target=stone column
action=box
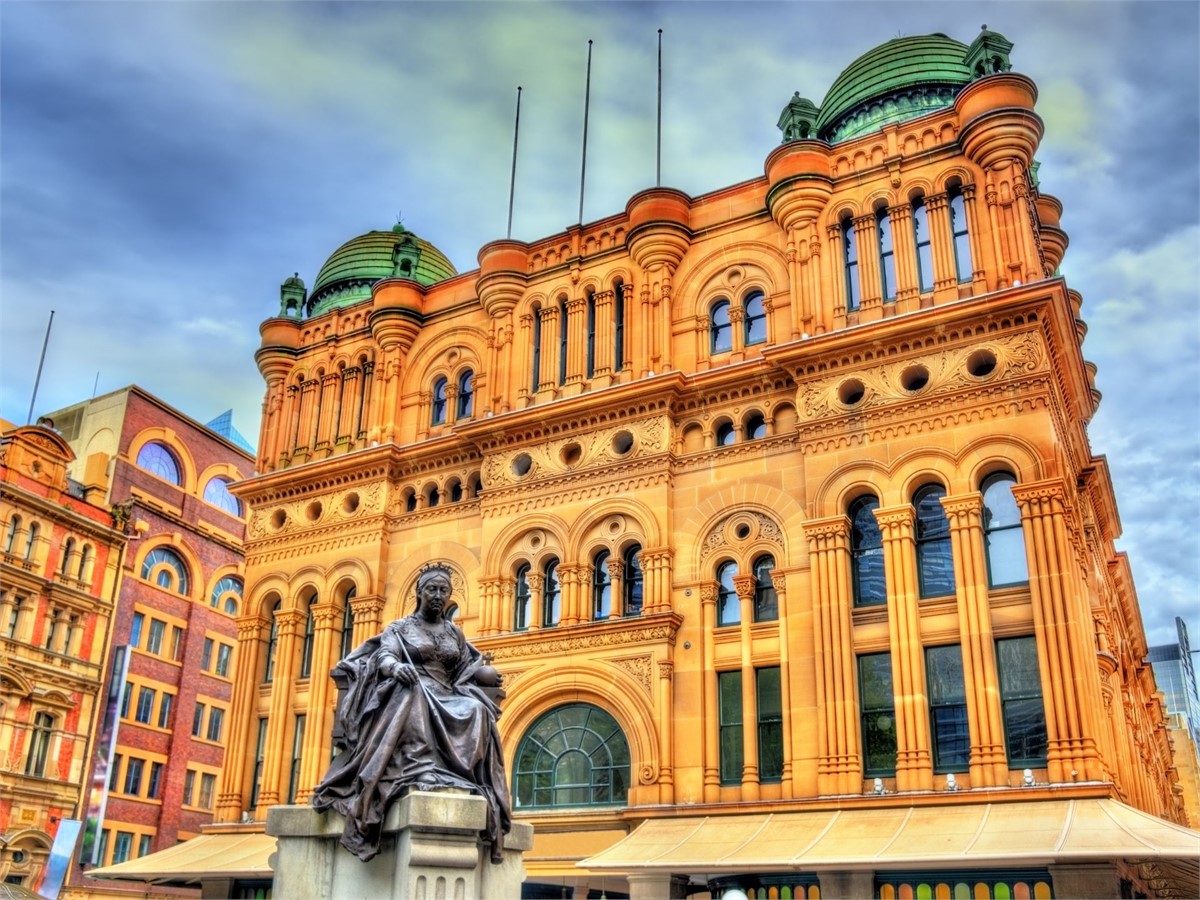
[592,290,615,381]
[825,223,847,322]
[515,312,534,405]
[350,593,385,649]
[926,192,958,299]
[637,281,652,377]
[217,613,267,822]
[564,296,587,390]
[558,565,585,627]
[299,601,340,802]
[526,574,544,630]
[942,492,1007,786]
[875,504,933,791]
[297,378,319,454]
[316,371,340,452]
[357,360,375,444]
[772,570,794,797]
[606,558,624,620]
[803,516,861,795]
[657,659,674,804]
[536,306,559,394]
[960,184,988,291]
[259,607,305,811]
[700,582,720,802]
[888,203,919,310]
[733,573,759,798]
[854,213,883,317]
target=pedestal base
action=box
[266,792,533,900]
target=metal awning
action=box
[580,798,1200,874]
[88,832,276,884]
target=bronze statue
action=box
[310,565,512,863]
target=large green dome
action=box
[815,33,973,143]
[307,225,457,316]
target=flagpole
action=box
[507,86,522,239]
[27,309,55,425]
[657,29,663,187]
[578,40,593,226]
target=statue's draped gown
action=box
[310,615,511,862]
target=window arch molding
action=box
[512,703,632,809]
[208,570,245,616]
[128,428,196,491]
[137,542,196,598]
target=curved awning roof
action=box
[88,832,276,885]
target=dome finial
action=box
[393,210,406,234]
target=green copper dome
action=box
[307,225,457,317]
[815,33,973,143]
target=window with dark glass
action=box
[250,718,268,809]
[113,832,133,864]
[60,537,75,575]
[288,714,306,804]
[124,757,144,795]
[542,560,561,627]
[715,421,736,447]
[586,290,596,378]
[431,377,448,425]
[201,638,214,671]
[982,473,1028,587]
[24,522,38,560]
[926,644,969,772]
[4,515,18,554]
[264,602,280,683]
[25,712,53,776]
[912,197,934,292]
[850,495,886,606]
[949,188,973,283]
[513,704,630,809]
[138,834,152,858]
[456,370,474,419]
[135,686,155,724]
[744,290,767,345]
[558,298,568,385]
[710,299,732,354]
[157,692,174,729]
[109,755,122,791]
[745,412,767,440]
[842,216,860,311]
[859,652,896,776]
[613,280,626,371]
[914,484,955,598]
[514,565,531,631]
[997,636,1048,766]
[531,307,542,392]
[121,682,133,719]
[206,707,224,742]
[130,612,144,648]
[877,208,896,300]
[183,770,196,806]
[718,670,743,784]
[753,554,777,622]
[211,575,243,614]
[757,666,783,782]
[147,762,163,799]
[146,619,166,654]
[192,702,205,737]
[216,643,232,677]
[341,586,356,660]
[622,545,643,616]
[136,442,181,485]
[199,772,216,809]
[716,561,739,626]
[300,596,316,678]
[592,551,612,619]
[141,547,189,596]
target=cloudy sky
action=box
[1,1,1196,647]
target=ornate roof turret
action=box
[964,25,1014,79]
[777,92,820,143]
[279,272,306,319]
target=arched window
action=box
[78,544,92,581]
[449,480,464,503]
[744,412,767,440]
[203,477,242,516]
[949,187,972,283]
[136,442,181,485]
[264,601,280,683]
[340,585,356,660]
[426,486,440,508]
[431,377,448,426]
[877,208,896,301]
[850,495,885,606]
[586,289,596,378]
[716,561,739,626]
[558,297,569,386]
[60,537,75,575]
[210,574,243,615]
[513,704,630,809]
[715,421,736,447]
[405,491,417,513]
[753,554,777,622]
[24,522,38,560]
[743,290,767,346]
[25,712,54,776]
[456,370,474,419]
[141,547,189,596]
[622,545,643,617]
[300,594,317,678]
[710,300,732,354]
[542,560,561,627]
[445,604,459,623]
[592,550,612,619]
[914,484,955,598]
[530,306,543,393]
[514,565,531,631]
[5,515,19,554]
[613,279,625,371]
[982,473,1028,587]
[912,197,933,292]
[842,216,860,311]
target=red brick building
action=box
[40,387,253,897]
[0,419,126,891]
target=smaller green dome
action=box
[816,34,973,143]
[307,226,457,317]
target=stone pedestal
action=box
[266,792,533,900]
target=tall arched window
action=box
[24,522,38,560]
[530,307,543,393]
[982,473,1028,587]
[753,554,777,622]
[877,208,896,300]
[558,297,569,386]
[300,594,317,678]
[743,290,767,346]
[5,515,20,554]
[264,601,280,683]
[613,279,625,371]
[592,550,612,619]
[514,565,531,632]
[842,216,860,311]
[949,187,973,283]
[340,585,357,660]
[456,370,474,419]
[60,537,75,575]
[141,547,189,596]
[744,412,767,440]
[210,575,243,615]
[710,300,732,354]
[850,495,885,606]
[715,421,736,447]
[716,561,739,626]
[542,560,561,627]
[513,704,630,809]
[78,544,92,581]
[431,377,448,425]
[203,477,242,516]
[914,484,955,598]
[912,197,933,292]
[136,442,182,485]
[622,546,643,617]
[25,712,54,776]
[585,289,596,378]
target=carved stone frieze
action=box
[611,655,653,694]
[479,618,680,661]
[700,511,784,562]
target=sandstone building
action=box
[96,28,1199,899]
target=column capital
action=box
[940,490,983,523]
[1011,477,1068,509]
[803,514,850,544]
[236,614,268,642]
[733,574,757,601]
[275,608,306,635]
[873,504,915,532]
[699,582,718,605]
